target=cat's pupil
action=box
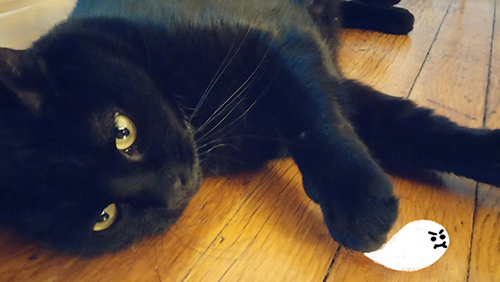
[97,212,110,223]
[116,128,130,139]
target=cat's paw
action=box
[341,2,414,35]
[304,169,399,252]
[320,192,398,252]
[357,0,401,7]
[376,7,415,35]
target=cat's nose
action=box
[179,173,188,186]
[166,177,191,210]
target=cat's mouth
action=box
[167,187,196,210]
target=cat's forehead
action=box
[34,45,172,121]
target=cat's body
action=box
[0,0,495,256]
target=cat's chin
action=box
[165,206,190,219]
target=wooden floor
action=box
[0,0,499,281]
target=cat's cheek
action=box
[72,204,167,255]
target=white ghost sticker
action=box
[363,220,449,272]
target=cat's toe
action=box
[319,193,398,252]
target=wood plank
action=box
[328,0,494,281]
[484,0,500,127]
[0,231,77,282]
[469,0,500,281]
[409,0,493,128]
[338,0,454,97]
[469,184,500,282]
[178,160,338,282]
[0,0,76,49]
[0,0,51,14]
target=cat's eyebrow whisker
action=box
[194,45,271,135]
[188,27,252,122]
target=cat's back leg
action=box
[342,79,500,186]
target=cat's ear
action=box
[0,47,44,114]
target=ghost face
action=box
[428,229,448,249]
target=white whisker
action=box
[196,139,226,151]
[197,83,271,143]
[198,143,239,157]
[194,72,256,134]
[188,27,253,122]
[195,80,257,141]
[194,45,271,135]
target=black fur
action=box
[340,0,415,34]
[357,0,401,7]
[0,0,492,256]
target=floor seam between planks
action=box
[466,183,479,282]
[483,0,498,126]
[468,2,498,281]
[216,259,238,282]
[406,0,454,100]
[321,246,341,282]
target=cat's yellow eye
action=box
[114,114,137,151]
[93,203,118,232]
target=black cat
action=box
[0,0,489,257]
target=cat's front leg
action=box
[288,124,398,252]
[267,75,398,252]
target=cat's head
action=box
[0,22,202,255]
